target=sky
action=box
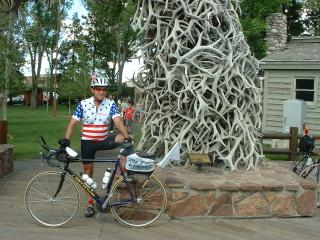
[24,0,142,82]
[68,0,86,19]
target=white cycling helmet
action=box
[90,74,108,87]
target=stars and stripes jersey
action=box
[72,97,120,141]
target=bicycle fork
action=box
[53,172,66,198]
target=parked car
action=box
[7,95,24,105]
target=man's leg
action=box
[81,140,96,217]
[83,163,95,217]
[101,134,133,178]
[115,133,134,174]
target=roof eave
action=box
[260,61,320,70]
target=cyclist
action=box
[63,74,132,217]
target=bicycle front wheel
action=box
[25,171,80,227]
[110,175,167,227]
[291,152,308,174]
[299,163,320,206]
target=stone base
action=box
[156,161,318,218]
[0,144,14,178]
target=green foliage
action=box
[304,9,320,35]
[17,0,71,107]
[58,14,93,101]
[303,0,320,35]
[57,0,139,100]
[7,105,81,159]
[304,0,320,10]
[83,0,140,97]
[239,0,299,59]
[285,0,304,38]
[240,17,267,59]
[0,11,25,98]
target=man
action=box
[64,74,131,217]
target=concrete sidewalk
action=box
[0,158,320,240]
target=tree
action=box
[304,0,320,9]
[83,0,139,98]
[284,0,304,39]
[0,6,25,118]
[303,0,320,36]
[18,0,68,107]
[43,0,71,115]
[58,14,93,105]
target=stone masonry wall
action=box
[157,162,317,218]
[266,13,287,55]
[0,144,14,178]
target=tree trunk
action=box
[3,13,13,121]
[31,85,38,108]
[115,28,122,99]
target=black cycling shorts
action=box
[81,133,117,164]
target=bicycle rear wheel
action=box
[25,171,80,227]
[299,163,320,207]
[110,175,167,227]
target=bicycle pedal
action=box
[96,204,110,213]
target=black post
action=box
[289,127,298,161]
[0,120,8,144]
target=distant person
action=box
[124,101,135,133]
[121,97,128,125]
[63,74,132,218]
[136,101,144,123]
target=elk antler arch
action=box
[133,0,263,171]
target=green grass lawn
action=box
[263,143,289,161]
[5,105,286,161]
[6,105,81,159]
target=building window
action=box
[295,79,315,102]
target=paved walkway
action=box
[0,158,319,240]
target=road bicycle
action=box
[24,136,169,227]
[291,150,320,207]
[291,133,316,175]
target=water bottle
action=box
[306,157,313,166]
[102,168,112,190]
[81,173,97,190]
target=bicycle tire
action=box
[299,163,320,207]
[110,175,167,227]
[25,171,80,227]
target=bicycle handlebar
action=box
[39,136,134,167]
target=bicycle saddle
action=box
[134,151,155,159]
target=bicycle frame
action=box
[53,156,137,210]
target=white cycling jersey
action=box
[72,97,120,141]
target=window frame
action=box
[294,78,316,104]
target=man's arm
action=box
[65,118,79,140]
[113,116,130,139]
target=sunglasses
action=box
[93,87,107,92]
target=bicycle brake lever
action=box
[40,152,45,166]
